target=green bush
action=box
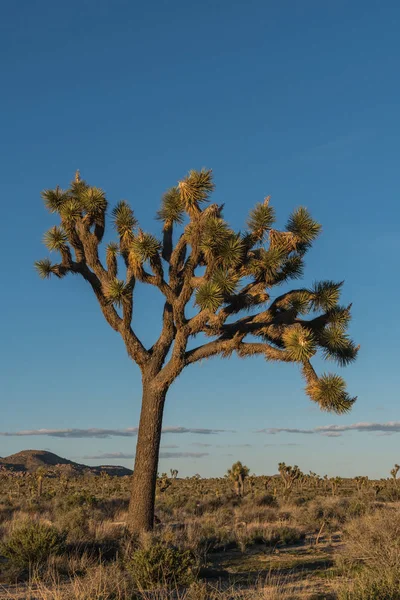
[62,492,98,509]
[55,506,91,541]
[0,521,66,569]
[276,525,305,545]
[125,541,197,589]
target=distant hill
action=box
[0,450,132,477]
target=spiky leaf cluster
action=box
[287,207,321,246]
[80,187,107,216]
[178,168,214,212]
[112,201,137,244]
[320,324,359,366]
[282,324,316,361]
[130,232,161,262]
[247,197,275,240]
[157,187,185,227]
[34,258,53,279]
[310,281,343,311]
[41,186,69,213]
[195,281,224,311]
[211,269,239,296]
[43,226,68,252]
[306,373,356,414]
[105,279,130,307]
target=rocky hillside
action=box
[0,450,132,477]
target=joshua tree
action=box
[35,466,47,498]
[156,472,171,494]
[35,169,358,532]
[354,475,368,493]
[278,462,302,495]
[330,476,342,497]
[227,461,250,496]
[390,464,400,485]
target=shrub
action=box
[256,494,278,507]
[337,570,400,600]
[125,541,197,589]
[0,521,66,569]
[336,509,400,599]
[338,509,400,572]
[62,492,98,509]
[55,506,91,541]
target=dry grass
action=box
[1,473,399,599]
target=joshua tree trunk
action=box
[127,379,167,533]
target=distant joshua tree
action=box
[35,169,358,532]
[227,461,250,496]
[278,463,302,495]
[390,464,400,484]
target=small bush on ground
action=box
[336,509,400,599]
[125,540,198,589]
[0,521,66,569]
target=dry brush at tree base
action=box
[35,169,358,532]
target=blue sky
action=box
[1,0,399,478]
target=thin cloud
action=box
[259,422,400,436]
[0,427,233,439]
[264,443,302,447]
[82,452,209,460]
[216,444,253,448]
[191,443,213,447]
[258,428,314,435]
[83,452,135,460]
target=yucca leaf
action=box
[326,305,352,330]
[104,278,130,307]
[310,281,343,311]
[287,207,321,245]
[212,269,239,295]
[249,247,286,282]
[59,199,82,224]
[218,235,245,269]
[306,373,356,414]
[112,201,137,242]
[34,258,53,279]
[320,324,359,366]
[178,169,214,211]
[247,198,275,240]
[130,232,161,262]
[81,187,107,215]
[41,186,69,213]
[274,254,304,283]
[43,226,68,252]
[195,281,223,311]
[289,290,312,314]
[157,187,185,226]
[282,324,316,361]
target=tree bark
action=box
[127,379,167,533]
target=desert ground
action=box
[1,451,399,599]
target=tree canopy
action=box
[36,169,358,413]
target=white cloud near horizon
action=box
[258,422,400,436]
[83,451,209,460]
[0,427,234,439]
